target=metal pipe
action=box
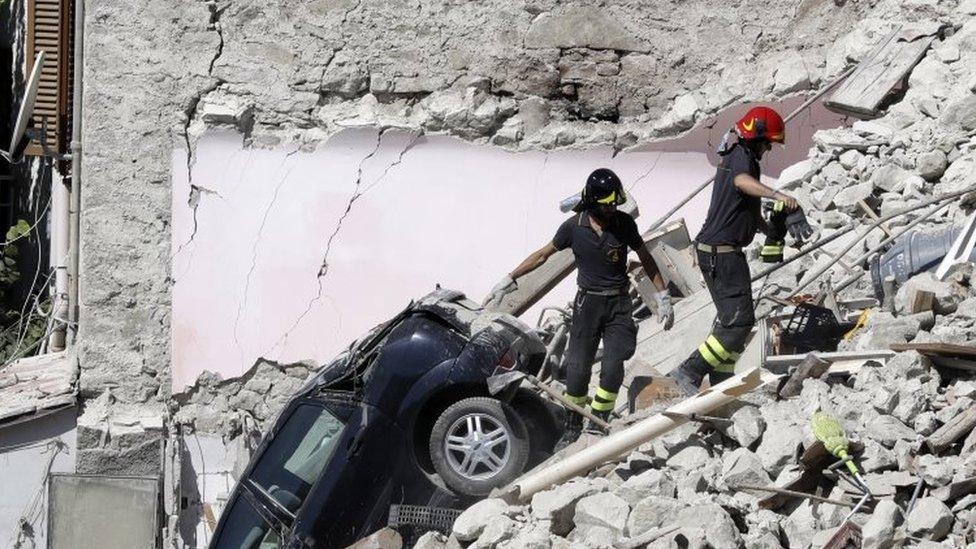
[501,367,763,503]
[526,374,610,430]
[47,168,69,350]
[750,223,857,283]
[790,186,975,297]
[733,484,858,508]
[644,64,858,234]
[67,0,84,346]
[833,201,952,294]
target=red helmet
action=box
[735,106,785,144]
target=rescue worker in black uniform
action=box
[486,169,675,447]
[668,106,813,395]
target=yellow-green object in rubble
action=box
[811,411,860,476]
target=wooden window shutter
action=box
[24,0,73,157]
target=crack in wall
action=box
[265,129,422,358]
[206,2,226,75]
[233,149,301,363]
[316,129,387,279]
[172,184,224,262]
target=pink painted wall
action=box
[171,102,848,390]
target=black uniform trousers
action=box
[563,290,637,410]
[679,249,756,380]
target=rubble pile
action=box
[411,15,976,549]
[172,358,317,438]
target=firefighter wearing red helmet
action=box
[667,105,813,395]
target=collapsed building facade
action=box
[1,0,976,547]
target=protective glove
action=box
[483,275,517,307]
[760,237,784,263]
[761,201,788,263]
[654,290,674,330]
[787,208,815,244]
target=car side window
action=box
[212,495,281,549]
[249,404,346,514]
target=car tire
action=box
[429,397,530,497]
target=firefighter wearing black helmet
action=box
[486,168,675,448]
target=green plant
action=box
[0,219,50,364]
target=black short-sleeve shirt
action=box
[553,211,644,291]
[695,144,762,247]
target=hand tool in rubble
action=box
[486,370,611,431]
[811,411,873,523]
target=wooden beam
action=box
[858,199,893,238]
[779,353,831,398]
[926,407,976,454]
[824,27,934,120]
[890,342,976,359]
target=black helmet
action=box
[577,168,625,211]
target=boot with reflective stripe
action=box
[585,408,611,435]
[554,411,584,452]
[668,355,709,396]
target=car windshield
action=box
[248,404,346,515]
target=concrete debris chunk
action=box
[865,415,918,448]
[412,531,448,549]
[346,527,402,549]
[862,499,903,549]
[471,515,517,549]
[905,497,954,541]
[572,492,630,538]
[756,421,804,477]
[729,405,766,449]
[626,495,681,538]
[721,448,772,490]
[452,498,510,542]
[613,468,676,506]
[530,480,601,536]
[672,503,741,548]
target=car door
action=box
[288,398,408,548]
[211,400,354,549]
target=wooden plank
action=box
[825,27,933,120]
[926,407,976,454]
[890,342,976,359]
[764,350,895,372]
[779,353,831,398]
[488,200,638,317]
[858,199,893,237]
[929,355,976,373]
[909,290,935,314]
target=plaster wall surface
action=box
[171,93,847,390]
[0,408,78,548]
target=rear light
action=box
[497,348,518,371]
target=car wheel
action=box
[429,397,529,497]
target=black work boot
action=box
[709,370,734,387]
[668,358,709,397]
[584,409,611,435]
[554,412,584,452]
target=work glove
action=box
[483,275,517,307]
[761,201,788,263]
[787,209,815,244]
[654,290,674,330]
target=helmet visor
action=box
[596,191,619,205]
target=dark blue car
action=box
[210,289,560,548]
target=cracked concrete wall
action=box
[80,0,930,412]
[170,92,847,392]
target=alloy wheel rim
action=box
[444,412,511,480]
